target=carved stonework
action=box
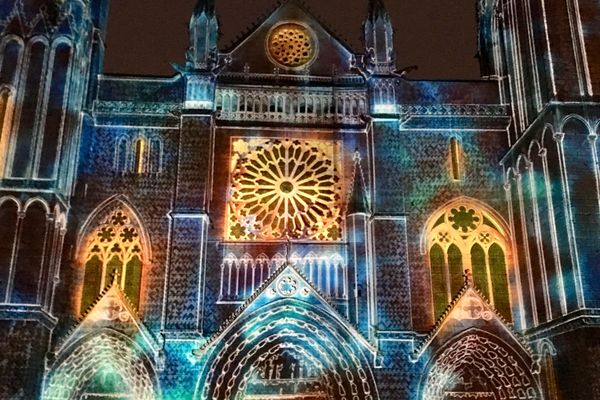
[267,22,317,70]
[227,138,343,241]
[216,87,367,125]
[451,291,493,321]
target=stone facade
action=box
[0,0,599,398]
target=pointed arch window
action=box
[80,207,145,313]
[38,41,72,179]
[11,40,48,178]
[133,137,146,174]
[149,138,162,174]
[114,137,129,173]
[0,88,15,176]
[449,137,462,181]
[427,202,512,321]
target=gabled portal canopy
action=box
[194,263,379,400]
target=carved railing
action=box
[215,87,367,125]
[218,252,348,302]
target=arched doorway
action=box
[421,330,540,400]
[195,296,378,400]
[43,331,159,400]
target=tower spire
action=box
[347,151,370,215]
[368,0,387,21]
[363,0,395,74]
[194,0,215,17]
[187,0,219,70]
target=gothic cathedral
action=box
[0,0,599,398]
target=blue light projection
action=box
[0,0,598,398]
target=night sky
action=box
[103,0,480,80]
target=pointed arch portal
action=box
[43,331,159,400]
[421,331,540,400]
[195,298,378,400]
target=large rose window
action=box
[227,138,343,241]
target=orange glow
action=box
[0,89,14,177]
[227,138,343,241]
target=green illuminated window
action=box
[427,202,512,321]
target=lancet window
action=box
[449,137,461,181]
[0,35,75,180]
[114,135,162,175]
[80,207,145,313]
[10,40,48,178]
[0,87,14,176]
[427,202,511,321]
[134,138,146,174]
[38,41,72,179]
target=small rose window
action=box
[267,23,316,69]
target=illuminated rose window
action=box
[267,23,317,69]
[228,138,343,241]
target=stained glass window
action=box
[81,207,144,313]
[427,202,512,321]
[227,138,343,241]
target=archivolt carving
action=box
[422,333,539,400]
[43,332,158,400]
[197,299,377,400]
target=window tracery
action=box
[80,207,144,313]
[113,135,162,175]
[424,334,539,400]
[227,138,343,241]
[427,202,511,321]
[267,23,317,69]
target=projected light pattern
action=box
[80,206,144,312]
[43,332,157,400]
[0,0,582,398]
[423,334,537,400]
[427,201,511,321]
[197,268,377,400]
[228,138,343,241]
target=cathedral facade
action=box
[0,0,599,398]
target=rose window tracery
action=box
[267,23,317,69]
[228,138,343,241]
[448,205,481,233]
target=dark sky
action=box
[103,0,480,80]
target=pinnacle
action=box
[368,0,388,21]
[194,0,216,16]
[347,151,370,215]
